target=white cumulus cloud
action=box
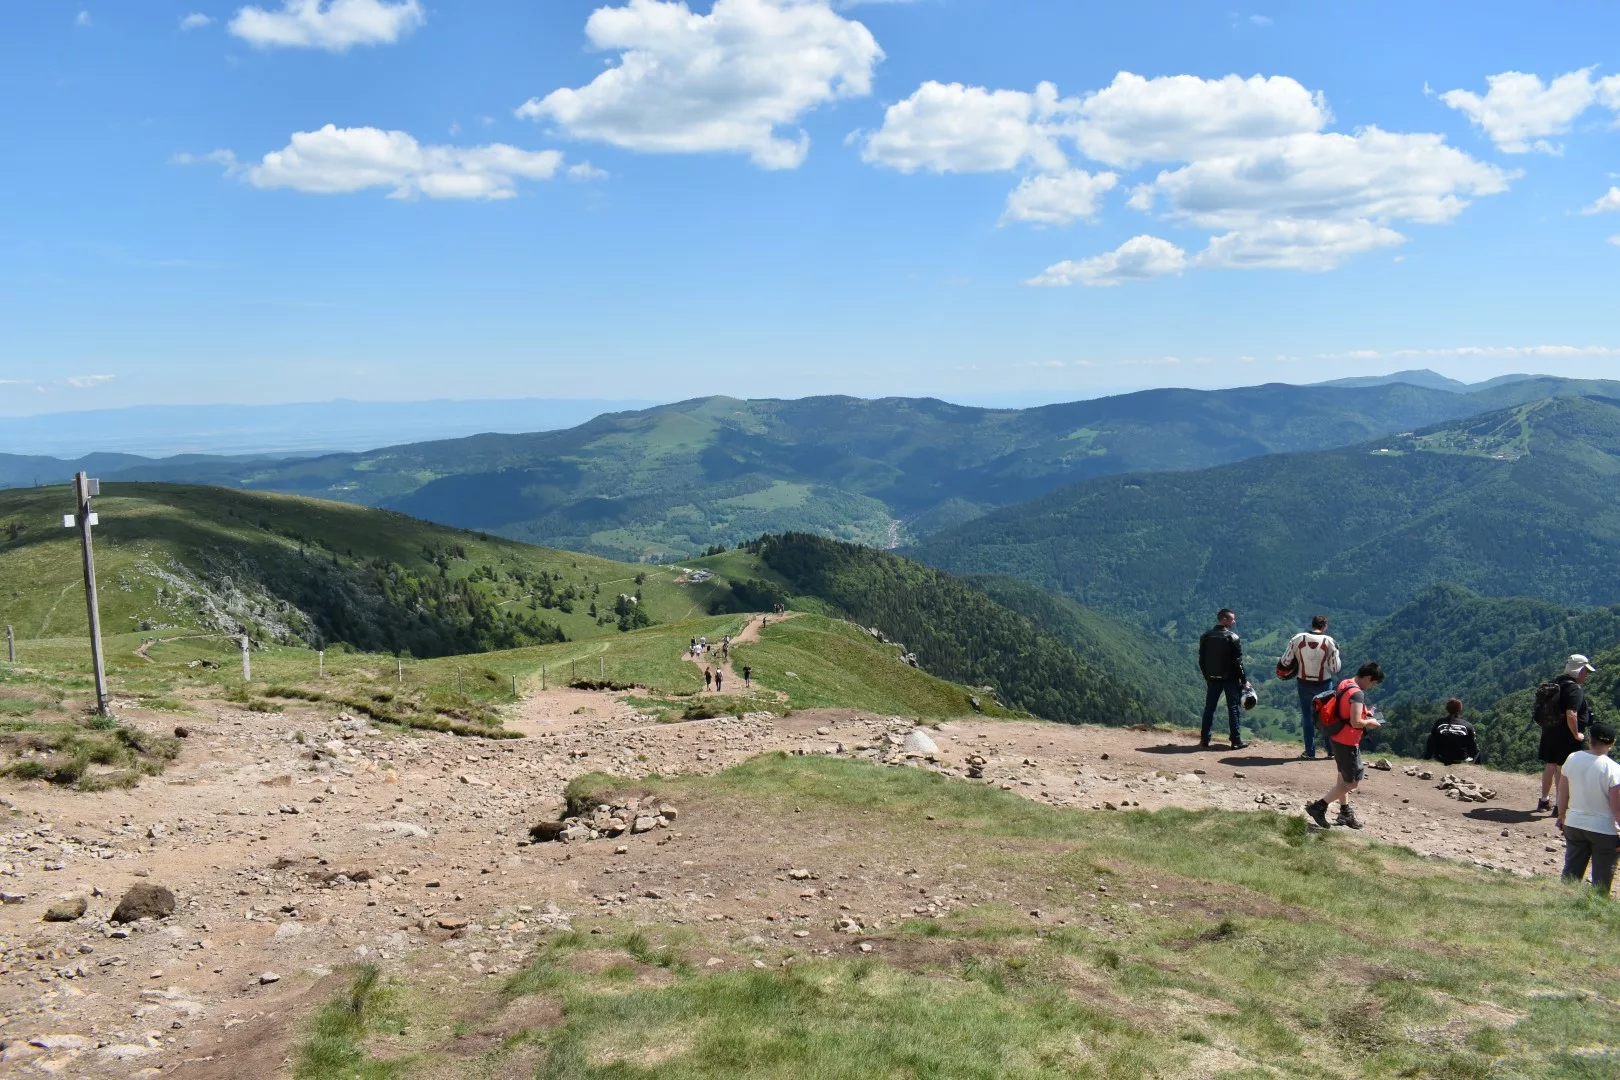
[180,13,215,30]
[1583,186,1620,214]
[66,374,116,388]
[518,0,882,170]
[229,0,424,52]
[1195,218,1405,271]
[1132,128,1513,230]
[1027,235,1188,287]
[216,125,567,199]
[1069,72,1329,167]
[1001,168,1117,225]
[1439,68,1620,153]
[860,81,1068,173]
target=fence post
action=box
[5,624,12,664]
[240,635,251,682]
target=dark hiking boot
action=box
[1305,800,1331,829]
[1535,798,1553,814]
[1336,805,1364,830]
[1229,740,1249,750]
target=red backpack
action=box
[1312,680,1356,740]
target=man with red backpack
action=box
[1278,614,1341,760]
[1305,662,1385,830]
[1536,655,1595,814]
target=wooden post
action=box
[397,657,403,685]
[71,473,109,715]
[599,656,604,680]
[457,667,463,694]
[542,665,546,690]
[240,635,251,682]
[511,675,517,695]
[5,624,12,664]
[318,650,324,678]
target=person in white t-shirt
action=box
[1557,720,1620,895]
[1281,614,1341,760]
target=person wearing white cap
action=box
[1536,654,1596,813]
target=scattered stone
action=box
[902,730,939,756]
[259,971,281,984]
[1438,775,1496,803]
[788,869,814,880]
[273,921,305,940]
[1372,759,1392,771]
[436,916,470,931]
[631,817,657,834]
[100,1044,154,1060]
[0,891,26,905]
[173,725,190,738]
[110,883,176,924]
[1419,770,1434,781]
[44,896,88,922]
[528,821,568,843]
[368,821,429,839]
[29,1035,89,1051]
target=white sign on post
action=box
[63,515,75,528]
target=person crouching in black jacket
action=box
[1425,698,1480,766]
[1198,608,1249,750]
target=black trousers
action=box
[1201,678,1242,745]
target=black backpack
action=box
[1533,680,1565,730]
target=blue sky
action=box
[2,0,1619,416]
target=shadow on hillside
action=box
[1137,743,1208,755]
[1463,807,1542,825]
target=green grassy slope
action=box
[914,396,1620,645]
[0,483,707,656]
[70,380,1620,562]
[697,535,1169,727]
[321,754,1620,1078]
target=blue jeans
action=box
[1201,678,1243,745]
[1298,679,1330,756]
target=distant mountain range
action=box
[0,398,652,458]
[912,394,1620,641]
[1316,368,1540,393]
[10,373,1615,561]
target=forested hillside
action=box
[1334,584,1620,771]
[964,574,1200,717]
[914,396,1620,643]
[19,376,1614,561]
[0,484,705,658]
[715,534,1168,728]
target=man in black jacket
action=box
[1425,699,1481,766]
[1198,608,1249,750]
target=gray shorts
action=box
[1331,741,1364,784]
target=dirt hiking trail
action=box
[0,685,1565,1077]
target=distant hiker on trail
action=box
[1425,699,1480,766]
[1198,608,1250,750]
[1279,614,1341,759]
[704,667,713,690]
[1306,662,1385,831]
[714,669,724,692]
[1557,720,1620,895]
[1536,655,1595,814]
[743,665,752,687]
